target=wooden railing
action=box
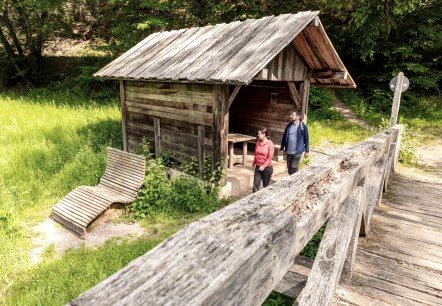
[68,125,403,306]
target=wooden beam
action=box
[120,80,128,151]
[299,80,310,121]
[307,17,319,28]
[296,187,363,306]
[287,82,302,110]
[153,118,161,158]
[228,85,241,108]
[311,71,347,80]
[213,85,229,172]
[198,126,205,179]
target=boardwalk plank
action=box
[352,271,442,305]
[354,250,442,292]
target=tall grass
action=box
[0,91,120,304]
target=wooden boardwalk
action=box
[334,171,442,305]
[276,170,442,305]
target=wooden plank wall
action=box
[124,81,214,162]
[253,45,307,82]
[229,81,300,144]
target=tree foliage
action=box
[0,0,440,111]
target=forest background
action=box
[0,0,441,121]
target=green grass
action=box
[0,90,121,304]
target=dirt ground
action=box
[30,213,147,264]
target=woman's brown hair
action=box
[259,128,270,139]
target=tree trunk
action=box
[384,0,393,41]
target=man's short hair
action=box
[296,111,304,121]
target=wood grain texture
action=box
[50,148,146,237]
[296,187,362,306]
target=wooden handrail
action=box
[68,125,404,306]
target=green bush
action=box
[308,87,342,120]
[131,160,171,218]
[168,175,216,213]
[378,118,421,165]
[131,141,226,218]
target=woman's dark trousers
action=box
[253,166,273,192]
[286,154,302,175]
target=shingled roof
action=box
[95,11,355,88]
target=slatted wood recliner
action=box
[51,147,146,236]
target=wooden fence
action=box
[68,123,403,306]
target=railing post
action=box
[295,187,363,306]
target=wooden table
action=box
[227,133,256,169]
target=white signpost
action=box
[389,72,409,127]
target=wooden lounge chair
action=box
[50,147,146,236]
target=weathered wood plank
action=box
[187,18,266,81]
[296,187,362,306]
[373,214,442,240]
[287,82,302,110]
[334,284,407,306]
[354,249,442,291]
[212,84,229,170]
[154,118,161,158]
[120,81,128,151]
[198,126,205,178]
[274,256,313,298]
[157,23,228,79]
[175,20,244,80]
[351,271,442,305]
[299,80,310,119]
[96,32,163,77]
[235,12,316,83]
[228,85,241,108]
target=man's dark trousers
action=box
[286,154,301,175]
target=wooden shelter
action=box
[94,11,355,168]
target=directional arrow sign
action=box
[389,76,410,92]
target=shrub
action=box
[308,87,342,120]
[168,175,216,213]
[378,118,421,165]
[131,160,171,218]
[131,141,226,218]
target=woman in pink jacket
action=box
[252,128,274,193]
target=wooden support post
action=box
[392,124,404,172]
[120,80,128,151]
[154,118,161,158]
[359,133,393,236]
[287,81,302,110]
[296,187,362,306]
[300,79,310,123]
[390,72,404,127]
[228,141,234,169]
[340,188,363,284]
[213,85,229,173]
[228,85,241,108]
[198,126,205,179]
[243,141,248,165]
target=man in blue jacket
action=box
[280,111,310,175]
